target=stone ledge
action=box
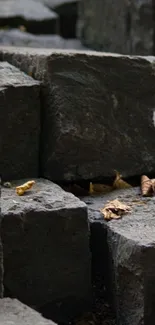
[1,47,155,181]
[0,61,40,180]
[1,178,91,309]
[81,187,155,325]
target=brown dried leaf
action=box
[113,170,131,189]
[89,182,113,195]
[100,199,131,221]
[141,175,152,196]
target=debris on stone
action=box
[113,170,132,190]
[89,182,113,195]
[16,180,35,196]
[140,175,155,197]
[2,182,12,188]
[100,199,131,221]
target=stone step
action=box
[0,0,59,35]
[81,187,155,325]
[0,298,56,324]
[1,47,155,181]
[0,61,40,181]
[1,178,91,315]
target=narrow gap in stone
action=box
[152,0,155,54]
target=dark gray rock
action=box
[77,0,130,53]
[0,61,40,181]
[77,0,153,55]
[0,298,56,324]
[1,47,155,181]
[82,187,155,325]
[1,178,91,309]
[0,0,59,35]
[0,29,88,50]
[0,238,3,298]
[130,0,153,55]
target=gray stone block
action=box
[1,47,155,181]
[0,61,40,181]
[0,298,56,324]
[82,187,155,325]
[0,0,59,35]
[77,0,153,55]
[1,178,91,308]
[0,29,88,50]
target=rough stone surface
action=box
[0,0,59,35]
[1,47,155,181]
[0,298,56,324]
[0,61,40,181]
[77,0,130,54]
[77,0,153,55]
[1,178,91,309]
[82,187,155,325]
[0,29,88,50]
[130,0,153,55]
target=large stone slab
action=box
[77,0,153,55]
[1,178,91,309]
[82,187,155,325]
[0,29,88,50]
[0,298,56,324]
[1,48,155,181]
[0,0,59,35]
[0,61,40,181]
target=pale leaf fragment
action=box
[100,199,131,221]
[141,175,153,197]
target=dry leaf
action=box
[100,199,131,221]
[141,175,153,196]
[89,182,113,195]
[113,170,131,189]
[16,180,35,196]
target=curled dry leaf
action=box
[141,175,155,197]
[113,170,131,189]
[89,182,113,195]
[16,180,35,196]
[100,199,131,221]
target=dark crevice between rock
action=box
[0,17,59,35]
[152,0,155,54]
[53,2,78,38]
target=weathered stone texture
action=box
[82,187,155,325]
[77,0,130,53]
[0,298,56,325]
[0,61,40,181]
[1,179,91,308]
[0,0,59,35]
[1,48,155,181]
[78,0,153,55]
[130,0,153,55]
[0,29,88,50]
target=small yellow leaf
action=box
[113,170,131,189]
[89,182,113,195]
[16,180,35,196]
